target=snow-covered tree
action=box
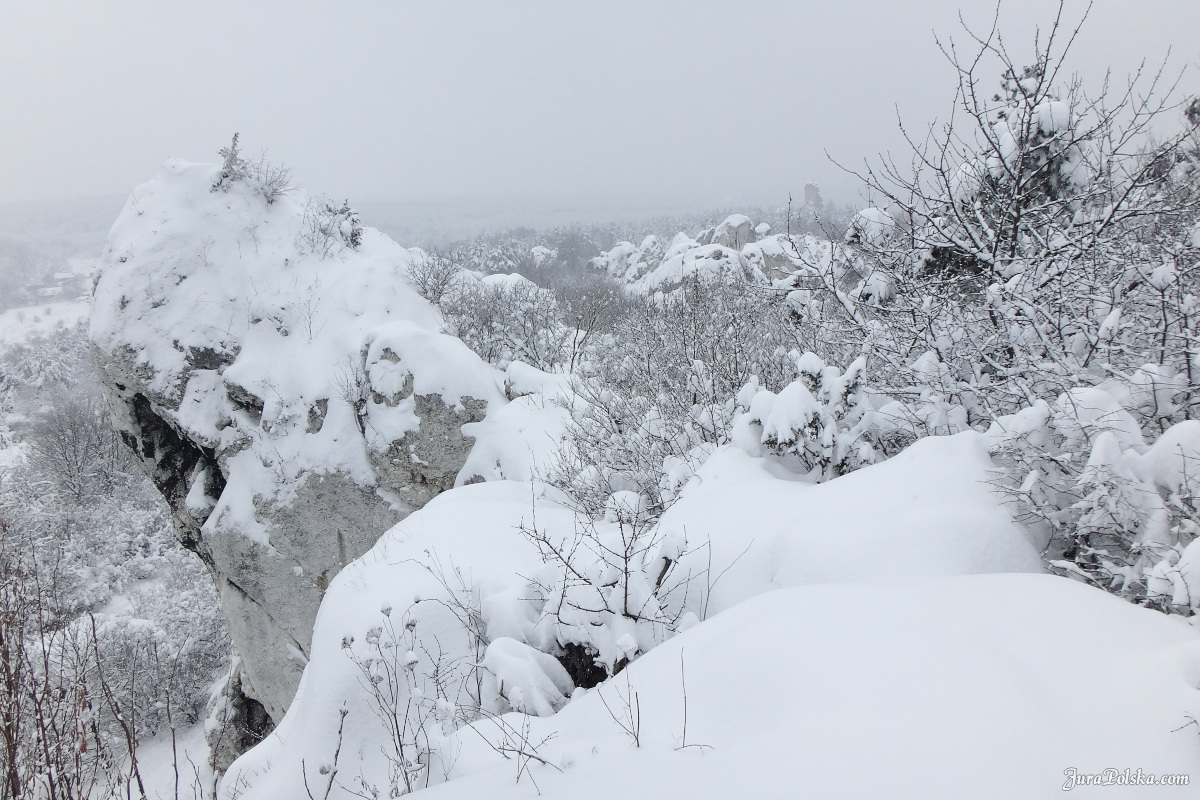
[831,2,1200,423]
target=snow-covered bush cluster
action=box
[0,322,228,796]
[518,490,692,682]
[734,353,915,480]
[800,43,1200,608]
[438,273,574,372]
[987,376,1200,611]
[547,268,801,518]
[298,197,364,258]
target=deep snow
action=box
[218,423,1199,799]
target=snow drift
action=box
[211,427,1151,799]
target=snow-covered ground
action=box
[134,720,218,800]
[0,299,88,348]
[221,421,1200,799]
[417,574,1199,800]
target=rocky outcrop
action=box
[88,160,504,741]
[593,217,800,292]
[697,213,757,250]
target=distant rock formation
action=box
[590,213,845,289]
[697,213,757,250]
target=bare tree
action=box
[405,251,464,306]
[25,392,127,503]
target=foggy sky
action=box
[3,1,1199,213]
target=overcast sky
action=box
[2,1,1198,213]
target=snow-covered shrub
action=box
[340,603,465,796]
[733,352,916,480]
[210,132,246,192]
[520,490,692,683]
[826,23,1200,426]
[329,568,577,796]
[988,377,1200,613]
[210,133,294,205]
[405,250,466,306]
[551,278,627,373]
[297,197,364,258]
[549,373,718,520]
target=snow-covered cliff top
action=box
[91,158,503,541]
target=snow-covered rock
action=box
[89,160,503,729]
[741,233,801,280]
[590,235,667,284]
[846,206,895,246]
[592,221,829,292]
[629,243,762,294]
[707,213,758,249]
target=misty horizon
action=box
[4,0,1198,215]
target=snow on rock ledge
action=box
[88,159,503,736]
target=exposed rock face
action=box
[367,393,488,506]
[89,161,503,739]
[206,660,275,775]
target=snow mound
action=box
[666,431,1043,614]
[221,430,1057,797]
[435,574,1200,800]
[227,571,1200,800]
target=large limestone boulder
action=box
[696,213,757,250]
[88,160,503,745]
[712,213,757,249]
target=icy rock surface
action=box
[89,160,503,724]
